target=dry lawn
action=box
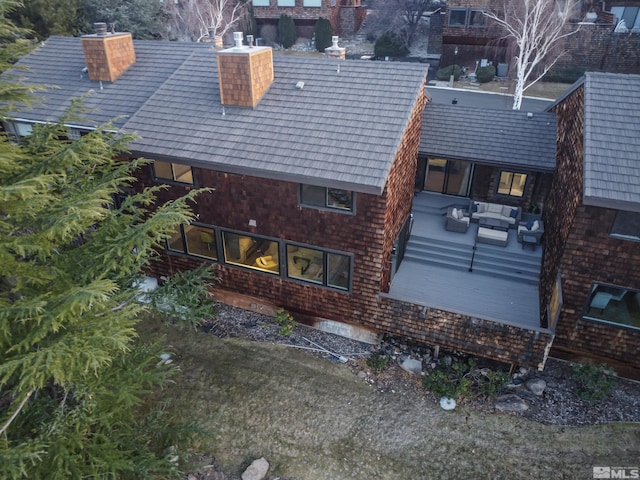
[453,78,571,101]
[141,319,640,479]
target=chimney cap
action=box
[94,22,108,36]
[233,32,244,49]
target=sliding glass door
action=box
[423,157,473,196]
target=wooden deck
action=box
[386,193,547,332]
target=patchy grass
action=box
[140,318,640,479]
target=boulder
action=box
[241,457,269,480]
[494,394,529,412]
[525,378,547,396]
[400,357,423,375]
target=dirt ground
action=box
[140,317,640,480]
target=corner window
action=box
[300,184,354,212]
[584,283,640,330]
[278,0,295,6]
[167,224,217,261]
[286,244,351,290]
[303,0,321,6]
[610,6,640,29]
[222,232,280,274]
[153,160,194,185]
[449,8,468,27]
[497,171,527,197]
[610,210,640,241]
[469,9,486,27]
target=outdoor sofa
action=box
[471,201,521,226]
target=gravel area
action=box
[203,305,640,427]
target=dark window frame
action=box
[496,170,528,198]
[469,8,487,27]
[610,210,640,242]
[449,8,468,27]
[152,160,195,186]
[582,282,640,331]
[221,229,281,275]
[299,184,356,213]
[166,223,218,262]
[285,241,353,292]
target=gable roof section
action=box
[123,53,426,195]
[7,36,206,128]
[419,104,557,171]
[4,37,427,195]
[583,72,640,212]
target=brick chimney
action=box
[217,32,274,108]
[81,22,136,82]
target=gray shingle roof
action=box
[583,72,640,212]
[4,36,428,195]
[419,104,557,171]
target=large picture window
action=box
[585,283,640,330]
[222,232,280,273]
[167,224,217,261]
[286,244,351,290]
[497,171,527,197]
[449,8,468,27]
[300,184,354,212]
[153,160,194,185]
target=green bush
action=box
[374,31,409,58]
[314,17,333,52]
[543,66,586,84]
[476,64,496,83]
[274,307,297,336]
[367,353,390,374]
[572,363,617,402]
[435,64,462,81]
[423,357,509,401]
[278,14,296,49]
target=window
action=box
[67,128,82,140]
[610,210,640,241]
[610,6,640,29]
[449,8,468,27]
[469,9,486,27]
[167,224,217,260]
[300,184,354,212]
[286,244,351,290]
[303,0,321,5]
[278,0,295,6]
[222,231,280,273]
[153,160,194,185]
[584,283,640,330]
[253,0,269,5]
[497,171,527,197]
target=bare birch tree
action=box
[484,0,581,110]
[166,0,247,43]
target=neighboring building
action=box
[543,72,640,379]
[251,0,367,37]
[4,30,639,377]
[440,0,640,78]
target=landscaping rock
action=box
[526,378,547,396]
[400,357,423,375]
[241,457,269,480]
[440,397,457,410]
[494,394,529,412]
[357,370,367,379]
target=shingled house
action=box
[543,72,640,378]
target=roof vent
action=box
[325,36,346,60]
[233,32,244,49]
[296,81,304,89]
[94,22,107,36]
[527,112,534,118]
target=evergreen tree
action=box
[81,0,168,39]
[0,2,212,476]
[9,0,84,38]
[278,13,296,49]
[314,17,333,52]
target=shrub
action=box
[278,14,297,49]
[314,17,333,52]
[436,64,462,81]
[367,353,390,374]
[260,24,277,46]
[374,31,409,58]
[572,363,617,402]
[423,357,509,401]
[476,64,496,83]
[274,307,297,336]
[543,66,586,84]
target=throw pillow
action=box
[472,203,478,213]
[457,209,465,220]
[502,206,512,217]
[532,220,540,231]
[510,208,519,219]
[451,207,458,219]
[526,221,534,230]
